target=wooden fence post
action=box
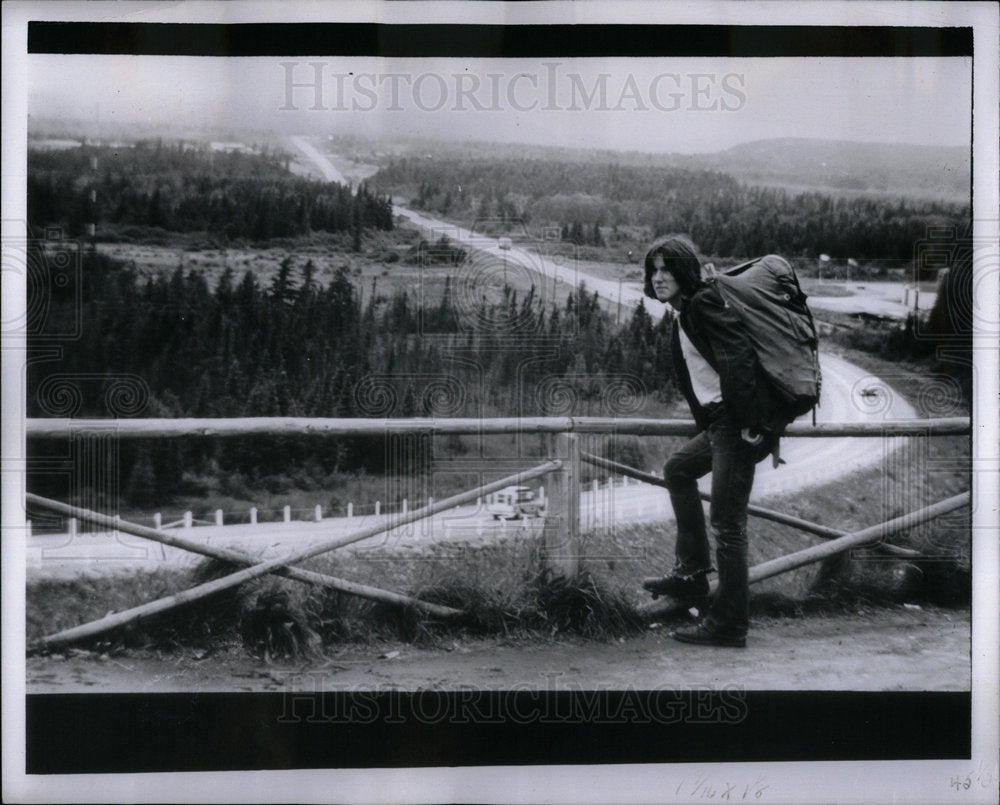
[283,505,291,523]
[347,502,353,518]
[314,504,322,522]
[249,507,257,525]
[543,433,580,577]
[183,511,192,528]
[153,513,162,529]
[68,518,78,538]
[215,509,223,526]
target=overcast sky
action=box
[29,55,971,153]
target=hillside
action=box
[356,135,969,203]
[686,138,970,202]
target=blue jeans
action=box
[663,408,772,637]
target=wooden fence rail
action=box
[24,416,971,439]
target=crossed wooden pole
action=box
[27,493,466,618]
[27,460,561,652]
[581,452,923,558]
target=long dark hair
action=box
[642,235,705,300]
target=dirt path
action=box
[27,606,969,693]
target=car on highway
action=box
[484,485,543,520]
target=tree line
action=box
[27,141,394,243]
[377,157,969,262]
[27,248,675,507]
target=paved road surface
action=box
[286,135,348,184]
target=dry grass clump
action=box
[179,558,348,659]
[529,571,646,637]
[408,580,520,637]
[236,585,324,661]
[408,571,647,641]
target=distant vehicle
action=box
[498,237,512,251]
[484,485,542,520]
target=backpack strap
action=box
[771,438,786,469]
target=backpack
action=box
[710,254,821,423]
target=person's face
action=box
[651,256,681,306]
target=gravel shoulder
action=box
[27,606,969,693]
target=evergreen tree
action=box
[299,259,318,302]
[270,257,294,303]
[592,221,605,247]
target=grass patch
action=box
[27,536,648,657]
[822,338,970,418]
[530,571,645,637]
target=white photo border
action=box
[3,2,997,803]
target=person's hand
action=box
[741,428,763,445]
